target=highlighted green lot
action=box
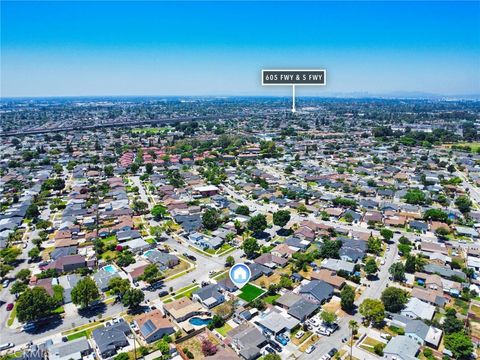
[238,283,265,302]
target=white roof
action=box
[401,297,435,321]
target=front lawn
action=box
[238,284,265,302]
[67,330,87,341]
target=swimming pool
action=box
[143,249,155,257]
[188,317,212,326]
[103,265,117,274]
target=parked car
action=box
[275,334,288,345]
[295,330,305,339]
[2,279,10,288]
[158,290,168,297]
[328,348,338,357]
[264,346,276,354]
[317,328,331,336]
[6,303,14,311]
[268,340,282,352]
[305,345,315,354]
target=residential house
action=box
[192,284,225,308]
[134,309,175,343]
[298,280,334,304]
[227,322,268,360]
[48,338,92,360]
[163,297,206,323]
[401,297,435,321]
[383,335,420,360]
[253,253,288,268]
[92,320,131,358]
[405,320,443,348]
[310,269,346,290]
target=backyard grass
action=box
[215,323,233,337]
[454,298,469,315]
[264,294,281,304]
[238,283,266,302]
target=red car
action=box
[6,303,14,311]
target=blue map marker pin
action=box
[229,263,251,289]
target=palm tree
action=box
[349,320,358,360]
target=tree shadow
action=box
[78,302,107,318]
[277,228,293,237]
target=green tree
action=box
[104,165,114,177]
[380,228,394,242]
[122,288,145,308]
[145,163,154,174]
[235,205,250,216]
[367,236,382,255]
[404,189,426,205]
[71,277,100,308]
[202,208,221,231]
[225,255,235,267]
[444,332,473,360]
[16,287,57,322]
[108,277,131,299]
[16,269,31,283]
[26,204,40,219]
[443,308,464,334]
[404,255,416,273]
[52,284,64,304]
[0,247,22,264]
[340,285,355,311]
[114,353,130,360]
[380,287,409,312]
[423,209,448,222]
[359,299,385,327]
[279,275,293,289]
[389,262,405,281]
[242,237,260,258]
[207,314,225,330]
[455,195,472,214]
[28,247,41,260]
[157,340,170,355]
[247,214,268,234]
[151,204,168,221]
[10,281,27,295]
[142,264,161,284]
[364,258,378,276]
[320,311,337,325]
[319,239,342,259]
[273,210,291,228]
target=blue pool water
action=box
[189,317,212,326]
[144,249,154,257]
[103,265,117,274]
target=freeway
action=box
[0,112,263,137]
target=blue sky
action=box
[1,1,479,97]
